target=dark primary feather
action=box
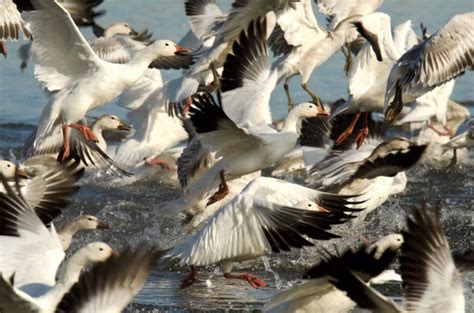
[149,53,195,70]
[0,173,32,237]
[23,158,84,225]
[351,143,426,180]
[260,204,354,253]
[400,204,453,312]
[55,246,161,313]
[57,129,132,177]
[221,17,268,92]
[304,242,399,282]
[299,116,331,148]
[185,0,217,16]
[187,93,230,134]
[60,0,105,27]
[268,23,294,57]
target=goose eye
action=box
[99,248,103,251]
[7,164,11,167]
[309,105,313,108]
[88,218,93,221]
[165,43,169,47]
[308,203,312,207]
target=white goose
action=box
[22,0,190,161]
[184,18,329,208]
[0,242,115,312]
[324,205,471,313]
[167,0,295,103]
[384,11,474,124]
[270,0,383,109]
[0,0,30,57]
[53,246,159,313]
[0,162,110,288]
[168,176,362,288]
[331,16,419,147]
[264,233,403,313]
[306,136,427,217]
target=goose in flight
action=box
[168,176,363,289]
[22,0,191,163]
[183,18,328,209]
[54,245,160,313]
[264,233,403,313]
[270,0,383,110]
[321,204,473,313]
[384,11,474,124]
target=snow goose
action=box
[0,0,30,57]
[22,117,133,177]
[316,0,384,73]
[0,163,110,288]
[264,233,403,313]
[22,0,190,162]
[324,204,472,313]
[306,135,427,217]
[184,18,329,207]
[331,17,419,147]
[0,242,115,312]
[0,158,84,224]
[54,245,160,313]
[270,0,383,109]
[384,11,474,124]
[168,175,364,288]
[167,0,297,104]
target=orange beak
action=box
[316,106,330,116]
[174,44,192,55]
[16,168,30,179]
[319,206,330,213]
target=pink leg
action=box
[68,124,98,142]
[0,41,7,57]
[182,97,193,115]
[336,112,361,146]
[61,124,71,161]
[223,273,267,289]
[207,170,229,205]
[355,112,369,149]
[145,156,171,170]
[427,123,452,137]
[180,265,198,289]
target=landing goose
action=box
[167,0,296,104]
[55,245,160,313]
[22,0,190,162]
[306,135,427,217]
[264,233,403,313]
[22,116,133,177]
[184,18,328,208]
[0,0,30,57]
[331,17,419,147]
[168,176,363,288]
[324,204,472,313]
[0,242,115,312]
[384,11,474,124]
[270,0,383,109]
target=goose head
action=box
[368,233,404,259]
[72,215,110,230]
[93,114,132,132]
[104,22,138,37]
[291,102,329,119]
[150,40,191,57]
[294,199,328,212]
[81,242,116,263]
[0,160,29,179]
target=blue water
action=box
[0,0,473,123]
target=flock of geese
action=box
[0,0,473,312]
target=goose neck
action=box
[281,111,303,135]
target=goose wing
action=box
[55,246,159,313]
[22,0,104,92]
[221,17,277,135]
[21,159,84,225]
[169,176,360,266]
[0,0,30,41]
[0,174,65,288]
[185,0,226,42]
[0,275,39,313]
[401,205,464,312]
